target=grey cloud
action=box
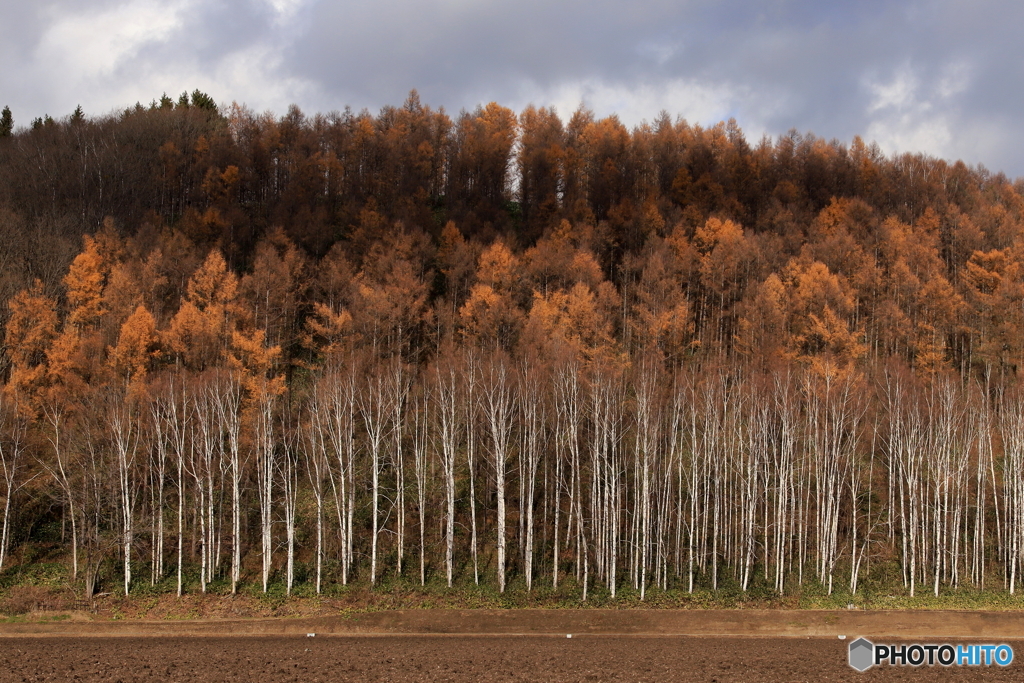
[2,0,1023,175]
[286,0,692,109]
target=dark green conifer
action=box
[0,106,12,137]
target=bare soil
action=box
[2,611,1024,681]
[1,634,1022,682]
[4,608,1024,638]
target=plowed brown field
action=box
[3,635,1023,682]
[2,611,1023,682]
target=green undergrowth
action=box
[4,554,1024,617]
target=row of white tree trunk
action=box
[10,357,1024,597]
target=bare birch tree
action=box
[254,384,277,592]
[483,352,515,592]
[432,362,460,587]
[0,392,28,571]
[317,360,358,584]
[302,395,328,594]
[518,356,545,591]
[387,359,411,576]
[412,376,431,586]
[281,407,300,595]
[107,386,140,595]
[211,372,243,593]
[359,362,389,585]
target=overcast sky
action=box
[2,0,1022,177]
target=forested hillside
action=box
[2,90,1024,601]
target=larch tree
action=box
[165,249,240,371]
[109,305,159,389]
[460,240,524,352]
[4,281,59,403]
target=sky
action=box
[2,0,1022,177]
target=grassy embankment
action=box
[3,543,1023,620]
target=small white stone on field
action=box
[567,634,572,639]
[838,635,846,640]
[307,633,316,637]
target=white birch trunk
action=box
[413,382,430,586]
[255,387,276,592]
[108,390,139,596]
[359,366,389,586]
[213,373,243,593]
[434,364,460,587]
[0,394,26,572]
[484,354,514,593]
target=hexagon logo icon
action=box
[848,637,874,672]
